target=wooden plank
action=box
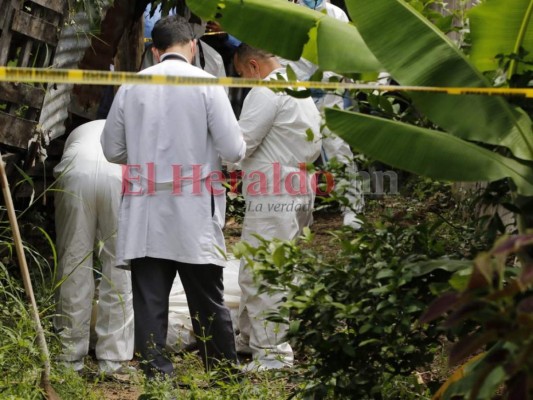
[0,0,22,65]
[0,82,45,108]
[0,0,9,29]
[19,36,35,67]
[11,9,58,45]
[0,111,36,149]
[29,0,65,15]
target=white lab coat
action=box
[237,69,321,370]
[101,53,246,268]
[165,41,229,337]
[54,120,134,364]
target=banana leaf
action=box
[186,0,380,73]
[346,0,533,161]
[468,0,533,74]
[325,108,533,196]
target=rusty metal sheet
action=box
[29,0,66,15]
[11,9,58,45]
[0,111,36,149]
[0,82,45,109]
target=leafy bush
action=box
[233,206,471,399]
[422,234,533,400]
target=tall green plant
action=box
[186,0,533,202]
[468,0,533,76]
[186,0,380,72]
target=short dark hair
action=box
[152,15,194,51]
[235,43,275,63]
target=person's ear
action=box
[151,46,161,63]
[249,59,260,77]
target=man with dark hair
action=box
[101,15,246,378]
[233,43,321,371]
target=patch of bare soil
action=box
[98,379,141,400]
[225,208,344,252]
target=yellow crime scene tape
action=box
[144,31,226,41]
[0,66,532,97]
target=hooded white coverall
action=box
[54,120,134,370]
[280,0,364,228]
[236,69,322,370]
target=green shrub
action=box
[233,208,471,399]
[422,234,533,400]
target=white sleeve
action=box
[101,88,127,164]
[207,87,246,163]
[238,89,278,158]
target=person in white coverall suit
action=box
[233,44,322,371]
[54,120,134,375]
[282,0,364,229]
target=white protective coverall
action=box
[101,53,246,268]
[280,0,364,228]
[236,68,322,370]
[54,120,134,372]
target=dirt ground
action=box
[99,380,141,400]
[97,210,343,399]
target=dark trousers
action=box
[131,257,237,378]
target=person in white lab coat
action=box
[143,6,232,332]
[54,120,134,375]
[233,44,322,371]
[101,15,246,378]
[282,0,364,229]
